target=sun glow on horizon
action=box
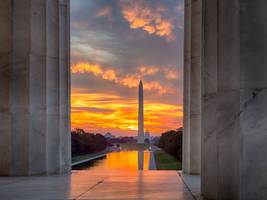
[71,90,183,136]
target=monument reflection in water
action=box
[73,150,154,171]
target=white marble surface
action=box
[0,170,198,200]
[179,172,201,200]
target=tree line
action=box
[157,128,183,162]
[71,128,107,157]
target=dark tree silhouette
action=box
[71,128,107,157]
[157,128,183,161]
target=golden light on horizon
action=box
[71,90,183,136]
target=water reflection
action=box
[73,150,155,170]
[138,150,143,170]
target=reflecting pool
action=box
[73,150,156,170]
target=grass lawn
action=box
[154,150,182,170]
[120,143,150,151]
[72,149,110,163]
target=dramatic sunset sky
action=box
[70,0,184,136]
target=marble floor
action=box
[0,170,200,200]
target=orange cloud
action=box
[138,66,159,76]
[143,81,169,94]
[163,68,180,80]
[119,1,175,40]
[71,62,118,82]
[71,62,176,95]
[120,75,140,88]
[71,91,183,135]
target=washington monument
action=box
[138,80,144,143]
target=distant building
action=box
[145,131,150,140]
[144,131,151,144]
[104,132,115,139]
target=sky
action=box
[70,0,184,136]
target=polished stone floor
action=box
[0,170,200,200]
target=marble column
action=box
[201,1,240,199]
[200,0,267,199]
[182,0,202,175]
[0,0,12,176]
[239,1,267,199]
[0,0,71,175]
[201,0,219,198]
